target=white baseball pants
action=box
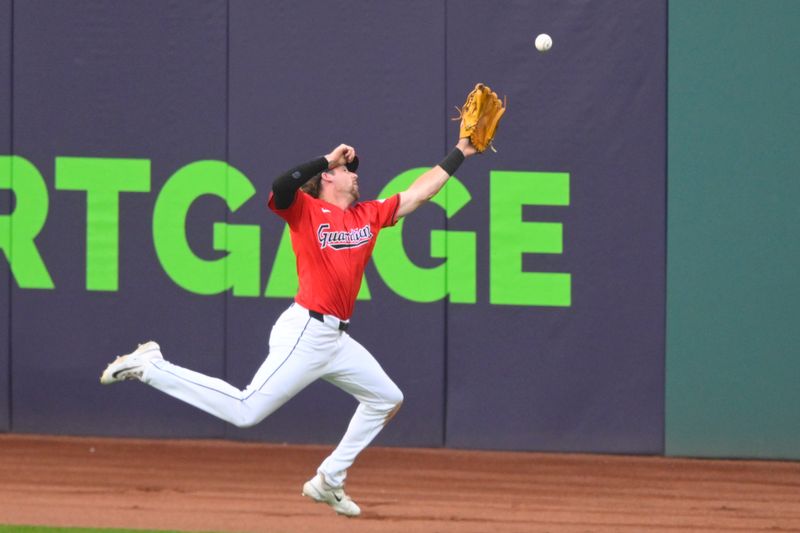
[141,302,403,488]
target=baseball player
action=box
[100,137,480,517]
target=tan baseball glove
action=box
[455,83,507,152]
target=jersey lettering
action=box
[317,223,374,250]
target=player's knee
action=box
[232,415,258,429]
[383,397,403,426]
[232,405,268,429]
[383,385,403,415]
[385,385,403,408]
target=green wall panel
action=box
[667,0,800,459]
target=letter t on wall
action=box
[55,157,151,291]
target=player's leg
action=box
[315,334,403,488]
[104,304,337,427]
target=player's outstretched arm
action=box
[396,138,477,218]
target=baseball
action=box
[535,33,553,52]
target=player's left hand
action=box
[325,144,356,169]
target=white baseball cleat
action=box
[302,474,361,517]
[100,341,163,385]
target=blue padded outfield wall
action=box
[1,0,668,453]
[9,0,229,438]
[0,0,9,432]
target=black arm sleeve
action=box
[271,156,328,209]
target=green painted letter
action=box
[0,156,54,289]
[55,157,150,291]
[372,168,476,303]
[490,171,571,306]
[153,161,260,296]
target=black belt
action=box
[308,310,349,331]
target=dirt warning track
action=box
[0,434,798,533]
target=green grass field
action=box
[0,527,222,533]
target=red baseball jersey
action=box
[268,190,400,320]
